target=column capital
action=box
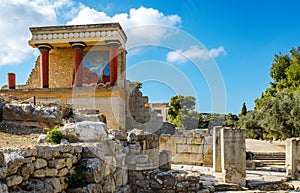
[105,40,121,48]
[36,44,52,51]
[70,42,86,50]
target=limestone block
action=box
[44,168,58,177]
[176,144,203,154]
[2,104,62,126]
[60,121,108,142]
[6,175,23,187]
[44,178,62,193]
[0,167,7,179]
[34,158,47,169]
[19,164,34,180]
[49,159,66,169]
[5,154,27,176]
[36,145,60,160]
[172,153,190,163]
[108,129,127,141]
[85,158,104,183]
[221,128,246,186]
[57,168,69,177]
[186,137,204,145]
[32,169,45,178]
[0,182,8,193]
[73,114,105,123]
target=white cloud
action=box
[0,2,181,65]
[0,0,73,65]
[166,45,227,64]
[67,6,181,44]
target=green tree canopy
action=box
[168,95,198,130]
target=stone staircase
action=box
[253,152,286,166]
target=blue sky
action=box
[0,0,300,114]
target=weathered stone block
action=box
[49,159,66,169]
[57,168,69,177]
[0,182,8,193]
[176,144,202,154]
[85,158,104,183]
[6,175,23,187]
[186,138,204,145]
[34,158,47,169]
[32,169,45,178]
[18,164,34,180]
[44,168,58,177]
[221,128,246,186]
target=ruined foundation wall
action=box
[0,141,129,193]
[159,130,213,166]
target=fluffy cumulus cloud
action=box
[0,2,181,65]
[0,0,74,65]
[67,6,181,44]
[166,45,227,64]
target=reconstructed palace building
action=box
[1,23,128,129]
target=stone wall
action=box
[159,129,213,166]
[26,56,41,89]
[126,82,164,132]
[0,141,129,193]
[129,169,202,193]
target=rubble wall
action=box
[0,142,130,193]
[159,130,213,166]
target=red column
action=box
[106,40,120,86]
[71,42,86,87]
[38,45,51,88]
[8,73,16,89]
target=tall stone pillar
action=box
[106,40,120,86]
[71,42,86,87]
[286,138,300,179]
[213,126,222,172]
[38,45,51,88]
[221,128,246,186]
[8,73,16,89]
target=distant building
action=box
[149,102,169,122]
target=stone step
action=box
[255,160,286,166]
[253,152,285,160]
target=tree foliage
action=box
[240,102,247,116]
[242,46,300,140]
[168,95,199,130]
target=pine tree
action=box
[240,102,247,116]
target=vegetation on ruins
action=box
[168,95,239,130]
[131,81,142,91]
[238,46,300,140]
[44,126,64,144]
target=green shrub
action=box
[44,126,64,144]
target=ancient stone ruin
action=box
[0,22,299,193]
